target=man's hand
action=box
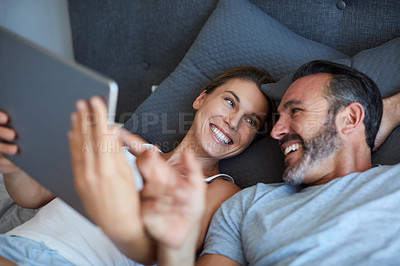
[138,149,206,249]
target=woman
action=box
[0,66,274,265]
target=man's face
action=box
[270,74,343,185]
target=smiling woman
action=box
[189,76,272,162]
[120,66,275,259]
[0,66,275,265]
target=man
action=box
[133,60,400,265]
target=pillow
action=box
[124,0,348,187]
[262,37,400,166]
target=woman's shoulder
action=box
[206,177,241,196]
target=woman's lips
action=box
[210,124,233,145]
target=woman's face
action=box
[191,78,269,160]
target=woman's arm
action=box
[0,111,54,208]
[3,169,55,208]
[197,180,240,252]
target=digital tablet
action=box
[0,26,118,217]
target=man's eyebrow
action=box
[282,100,302,110]
[226,90,240,103]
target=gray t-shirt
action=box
[201,163,400,265]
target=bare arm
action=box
[0,111,54,208]
[374,92,400,150]
[3,170,55,208]
[196,254,241,266]
[197,180,240,252]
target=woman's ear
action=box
[339,102,366,135]
[193,90,207,110]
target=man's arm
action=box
[0,111,54,208]
[374,91,400,150]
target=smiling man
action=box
[270,64,382,186]
[136,60,400,266]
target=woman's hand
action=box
[0,111,54,208]
[0,111,19,174]
[69,97,143,241]
[137,149,205,266]
[138,149,206,249]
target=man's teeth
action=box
[284,143,302,155]
[211,126,231,144]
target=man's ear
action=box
[193,90,207,110]
[338,102,366,135]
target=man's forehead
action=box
[279,74,332,109]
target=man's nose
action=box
[270,115,290,140]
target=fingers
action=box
[0,142,18,155]
[70,99,96,192]
[0,111,9,124]
[0,112,18,155]
[0,112,20,174]
[70,97,123,189]
[69,113,84,182]
[0,127,16,142]
[89,97,108,144]
[117,128,148,156]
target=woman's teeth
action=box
[211,126,231,144]
[284,143,302,155]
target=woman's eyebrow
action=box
[251,113,262,123]
[225,90,240,103]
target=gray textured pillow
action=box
[262,37,400,166]
[124,0,348,187]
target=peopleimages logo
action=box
[117,112,195,135]
[87,111,323,139]
[117,112,280,136]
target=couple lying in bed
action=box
[0,66,273,265]
[0,62,399,265]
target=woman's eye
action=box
[245,117,257,128]
[225,98,234,107]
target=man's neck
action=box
[304,144,372,186]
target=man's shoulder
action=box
[228,182,301,205]
[351,163,400,182]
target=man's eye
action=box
[291,108,302,115]
[225,98,234,107]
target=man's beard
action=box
[282,116,342,185]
